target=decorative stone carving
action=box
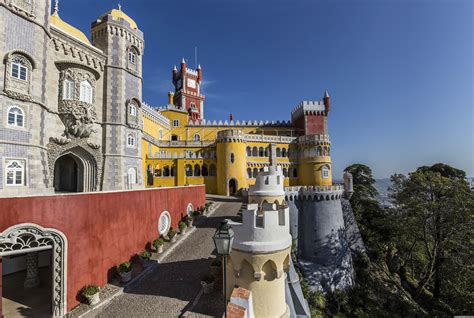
[0,223,68,316]
[4,0,35,18]
[4,52,33,101]
[24,252,40,289]
[56,65,98,139]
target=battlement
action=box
[298,134,331,145]
[216,129,246,142]
[141,102,171,129]
[285,185,344,201]
[228,203,292,253]
[187,119,292,127]
[249,165,285,198]
[291,100,326,121]
[185,67,198,76]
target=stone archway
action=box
[0,223,68,316]
[52,147,98,192]
[228,179,237,196]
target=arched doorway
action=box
[228,179,237,196]
[52,148,97,193]
[0,224,68,316]
[54,154,82,192]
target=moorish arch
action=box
[0,223,68,316]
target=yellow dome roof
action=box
[50,12,91,45]
[105,8,138,30]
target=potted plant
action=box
[153,238,165,254]
[117,261,133,283]
[138,250,151,267]
[200,274,215,294]
[168,228,177,243]
[185,215,193,228]
[81,284,100,305]
[178,221,187,235]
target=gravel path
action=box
[93,197,244,318]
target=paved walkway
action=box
[91,197,244,318]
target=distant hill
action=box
[375,178,394,208]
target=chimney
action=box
[168,92,174,105]
[323,90,330,113]
[181,58,186,74]
[197,64,202,83]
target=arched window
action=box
[194,164,201,177]
[252,147,258,157]
[185,164,193,177]
[63,78,74,100]
[202,164,209,176]
[260,167,264,172]
[259,147,264,157]
[154,166,162,177]
[193,134,201,142]
[322,166,330,179]
[79,80,92,103]
[327,147,330,156]
[246,147,251,157]
[171,134,178,141]
[5,159,25,186]
[127,133,136,147]
[317,146,322,156]
[252,168,258,178]
[127,167,137,184]
[7,106,24,127]
[247,168,252,178]
[209,164,217,176]
[162,166,170,177]
[230,153,235,164]
[128,50,136,65]
[171,166,176,177]
[190,102,196,109]
[283,168,288,177]
[293,168,298,178]
[323,147,328,156]
[11,58,28,81]
[129,104,137,116]
[282,148,287,157]
[265,147,269,157]
[127,47,139,72]
[276,148,281,157]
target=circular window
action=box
[187,203,194,216]
[158,211,171,235]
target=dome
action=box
[102,8,138,30]
[50,11,91,45]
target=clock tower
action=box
[172,59,205,121]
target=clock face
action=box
[187,78,196,89]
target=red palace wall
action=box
[293,114,327,135]
[0,185,205,312]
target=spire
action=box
[197,64,201,69]
[118,3,122,11]
[181,57,186,64]
[173,65,177,71]
[323,90,330,98]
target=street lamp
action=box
[213,219,234,317]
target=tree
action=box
[390,167,474,313]
[344,164,378,199]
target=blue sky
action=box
[61,0,473,179]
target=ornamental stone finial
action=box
[53,0,59,14]
[118,3,122,11]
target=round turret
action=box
[248,165,285,206]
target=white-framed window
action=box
[193,134,201,142]
[158,211,171,235]
[11,61,28,81]
[322,166,330,179]
[129,104,137,116]
[7,106,25,127]
[190,102,196,109]
[79,80,93,103]
[185,150,194,158]
[127,167,137,184]
[160,150,167,158]
[5,159,25,186]
[127,133,136,148]
[63,79,75,100]
[172,119,180,127]
[128,51,136,65]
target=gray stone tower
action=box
[91,7,144,190]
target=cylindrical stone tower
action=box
[216,130,247,196]
[248,165,285,206]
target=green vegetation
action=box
[81,284,99,296]
[139,250,151,260]
[117,261,132,273]
[153,237,164,248]
[299,163,473,317]
[168,228,177,239]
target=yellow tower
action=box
[216,130,248,196]
[297,134,333,186]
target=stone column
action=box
[24,252,40,289]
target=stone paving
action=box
[89,196,244,318]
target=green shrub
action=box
[117,261,132,273]
[139,250,151,260]
[153,238,164,248]
[81,284,99,296]
[168,228,177,239]
[185,216,193,223]
[178,221,187,230]
[192,210,200,217]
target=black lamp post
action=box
[212,219,234,317]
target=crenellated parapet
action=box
[216,129,246,143]
[229,202,292,253]
[298,134,331,146]
[285,185,344,201]
[187,119,292,127]
[291,100,327,122]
